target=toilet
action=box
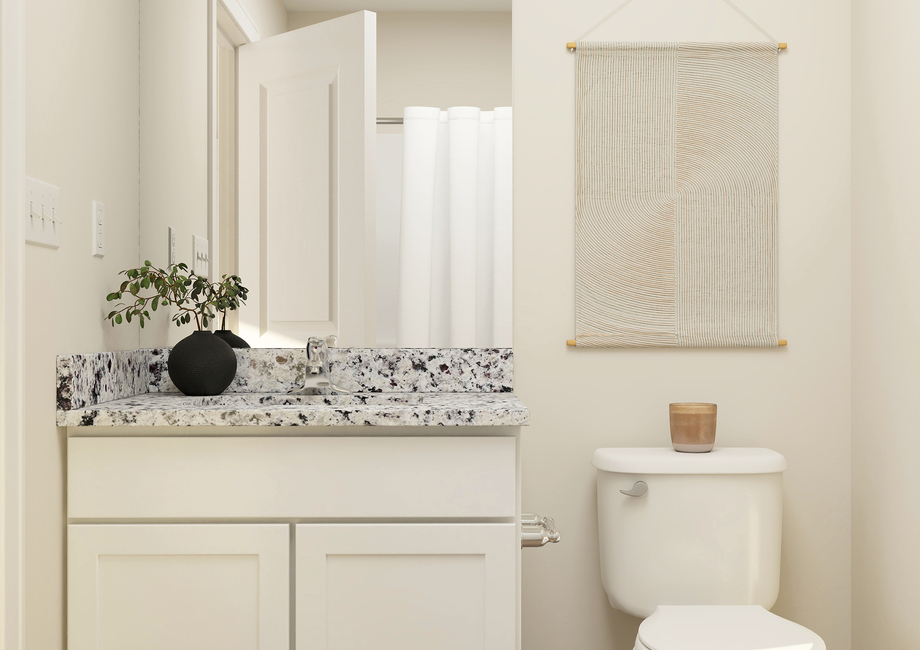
[593,447,826,650]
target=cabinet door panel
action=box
[68,524,289,650]
[296,524,515,650]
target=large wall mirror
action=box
[142,0,513,349]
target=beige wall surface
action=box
[288,11,512,117]
[23,1,141,648]
[139,0,208,348]
[139,0,288,348]
[512,1,851,649]
[244,0,288,39]
[851,0,920,647]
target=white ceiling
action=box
[283,0,511,11]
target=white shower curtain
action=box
[396,106,513,348]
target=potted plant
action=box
[211,276,251,349]
[105,261,249,396]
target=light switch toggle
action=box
[24,177,61,248]
[92,201,105,257]
[193,235,210,277]
[168,227,177,266]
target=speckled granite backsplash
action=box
[58,348,513,410]
[56,350,152,410]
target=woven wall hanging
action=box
[574,41,778,347]
[566,0,785,348]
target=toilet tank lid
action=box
[592,448,788,474]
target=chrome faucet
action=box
[289,335,351,394]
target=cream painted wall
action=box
[23,1,140,649]
[287,11,512,117]
[244,0,287,39]
[851,1,920,646]
[139,0,287,348]
[139,0,208,347]
[512,1,851,649]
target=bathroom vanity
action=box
[58,348,528,650]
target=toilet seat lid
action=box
[638,606,825,650]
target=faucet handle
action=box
[305,337,327,367]
[324,335,338,349]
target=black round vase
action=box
[213,329,250,349]
[167,331,237,396]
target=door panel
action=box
[238,11,375,347]
[296,524,516,650]
[265,72,332,323]
[68,524,289,650]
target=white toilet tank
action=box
[593,448,787,619]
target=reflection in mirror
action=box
[388,105,512,350]
[218,3,512,348]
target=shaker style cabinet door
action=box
[68,524,289,650]
[295,523,516,650]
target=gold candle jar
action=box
[669,403,717,453]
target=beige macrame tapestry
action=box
[575,42,778,347]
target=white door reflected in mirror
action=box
[221,7,512,349]
[237,11,376,348]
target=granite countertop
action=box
[56,391,530,427]
[57,348,529,427]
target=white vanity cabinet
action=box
[67,430,522,650]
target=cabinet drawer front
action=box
[69,436,516,519]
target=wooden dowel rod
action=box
[567,42,787,50]
[566,339,788,347]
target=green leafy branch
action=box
[210,274,249,329]
[104,261,248,331]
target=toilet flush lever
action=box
[620,481,648,498]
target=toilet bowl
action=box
[633,606,826,650]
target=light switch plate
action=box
[24,177,61,248]
[193,235,209,277]
[168,227,177,266]
[92,201,105,257]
